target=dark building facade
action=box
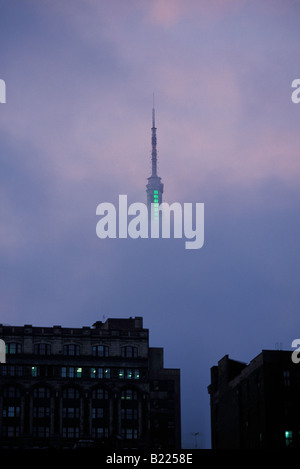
[208,350,300,449]
[0,317,180,449]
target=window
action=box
[121,346,138,358]
[92,345,109,357]
[126,369,140,380]
[63,344,80,356]
[3,406,20,418]
[92,388,108,400]
[31,366,39,377]
[119,368,140,380]
[90,367,110,379]
[63,387,80,399]
[122,428,138,440]
[62,426,79,438]
[63,407,80,419]
[121,389,137,401]
[0,365,23,377]
[33,426,50,438]
[33,407,50,418]
[3,386,21,398]
[34,343,51,355]
[92,407,104,419]
[33,387,50,399]
[283,370,291,387]
[121,408,138,420]
[92,427,108,439]
[2,426,20,437]
[6,343,22,355]
[61,367,82,378]
[285,430,293,447]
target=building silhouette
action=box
[146,101,164,213]
[0,317,181,449]
[208,350,300,449]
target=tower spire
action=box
[151,97,157,177]
[152,93,155,128]
[146,97,164,210]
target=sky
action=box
[1,0,300,449]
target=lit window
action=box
[121,389,137,400]
[285,430,293,446]
[31,366,39,377]
[61,367,82,378]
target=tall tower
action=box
[146,101,164,214]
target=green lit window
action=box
[121,389,137,400]
[61,366,82,378]
[119,369,124,379]
[285,430,293,446]
[31,366,39,377]
[134,369,140,380]
[91,367,110,379]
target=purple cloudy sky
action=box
[1,0,300,448]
